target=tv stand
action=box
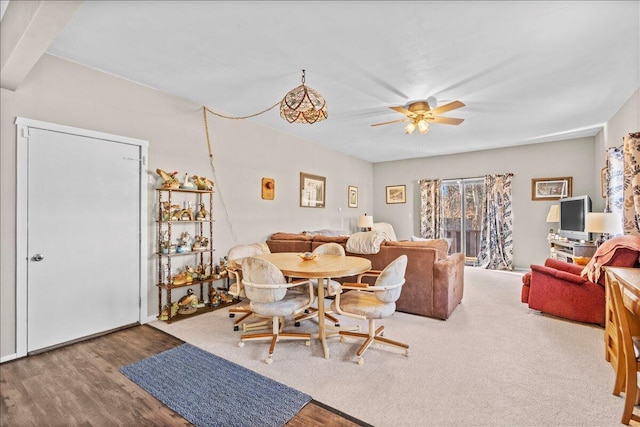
[549,238,596,263]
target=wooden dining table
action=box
[255,252,372,359]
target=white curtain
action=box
[475,173,514,270]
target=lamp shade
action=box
[279,70,327,124]
[584,212,623,234]
[546,205,560,223]
[358,215,374,229]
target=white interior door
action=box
[19,122,146,353]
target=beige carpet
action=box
[150,267,625,426]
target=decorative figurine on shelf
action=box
[161,201,180,221]
[172,270,188,285]
[156,169,180,189]
[192,175,215,191]
[177,231,193,253]
[219,289,233,304]
[177,201,194,221]
[180,173,196,190]
[195,263,208,280]
[210,290,221,307]
[178,289,199,315]
[159,302,179,320]
[195,203,209,221]
[192,235,208,251]
[184,265,195,283]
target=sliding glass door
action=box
[442,178,485,264]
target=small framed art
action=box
[300,172,325,208]
[531,177,572,201]
[348,185,358,208]
[386,185,406,204]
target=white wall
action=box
[0,54,372,358]
[372,137,597,270]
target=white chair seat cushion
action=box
[331,291,396,319]
[251,290,313,317]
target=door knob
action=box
[31,254,44,262]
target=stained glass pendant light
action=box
[280,69,328,124]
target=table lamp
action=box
[546,205,560,239]
[584,212,623,246]
[358,214,373,231]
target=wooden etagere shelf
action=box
[155,187,228,323]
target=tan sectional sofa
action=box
[266,232,464,320]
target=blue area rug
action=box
[120,343,312,427]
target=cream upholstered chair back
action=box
[312,242,345,256]
[241,257,288,303]
[373,254,407,303]
[227,242,270,263]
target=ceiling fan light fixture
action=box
[279,69,327,124]
[417,119,429,134]
[405,122,416,134]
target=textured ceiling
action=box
[45,1,640,163]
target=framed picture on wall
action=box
[348,185,358,208]
[531,177,572,201]
[386,185,406,204]
[300,172,325,208]
[601,166,607,198]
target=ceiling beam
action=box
[1,0,83,91]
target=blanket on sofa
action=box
[581,235,640,283]
[346,230,390,254]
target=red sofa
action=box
[522,241,640,325]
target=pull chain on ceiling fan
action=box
[371,100,465,135]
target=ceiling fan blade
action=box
[429,100,465,116]
[429,116,465,125]
[370,118,410,127]
[389,105,417,117]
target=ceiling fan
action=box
[371,100,465,135]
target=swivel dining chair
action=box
[332,255,409,365]
[607,272,640,425]
[295,243,344,326]
[238,257,315,364]
[226,243,271,332]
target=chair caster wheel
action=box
[237,341,245,347]
[305,340,311,347]
[229,313,235,318]
[357,357,364,366]
[265,356,273,364]
[233,325,239,331]
[335,323,340,327]
[304,309,310,314]
[294,321,301,327]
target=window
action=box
[442,178,485,265]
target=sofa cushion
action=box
[270,232,312,241]
[385,239,448,259]
[346,231,390,254]
[313,235,349,244]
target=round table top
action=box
[254,253,371,279]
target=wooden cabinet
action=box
[155,188,231,322]
[549,238,596,263]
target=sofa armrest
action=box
[530,264,589,286]
[432,253,465,319]
[543,258,584,276]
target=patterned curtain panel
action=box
[418,179,443,238]
[623,133,640,235]
[606,146,624,214]
[475,173,514,270]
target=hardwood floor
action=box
[0,325,366,426]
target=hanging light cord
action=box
[203,103,280,120]
[202,106,239,246]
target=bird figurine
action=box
[156,168,180,189]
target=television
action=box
[558,195,592,242]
